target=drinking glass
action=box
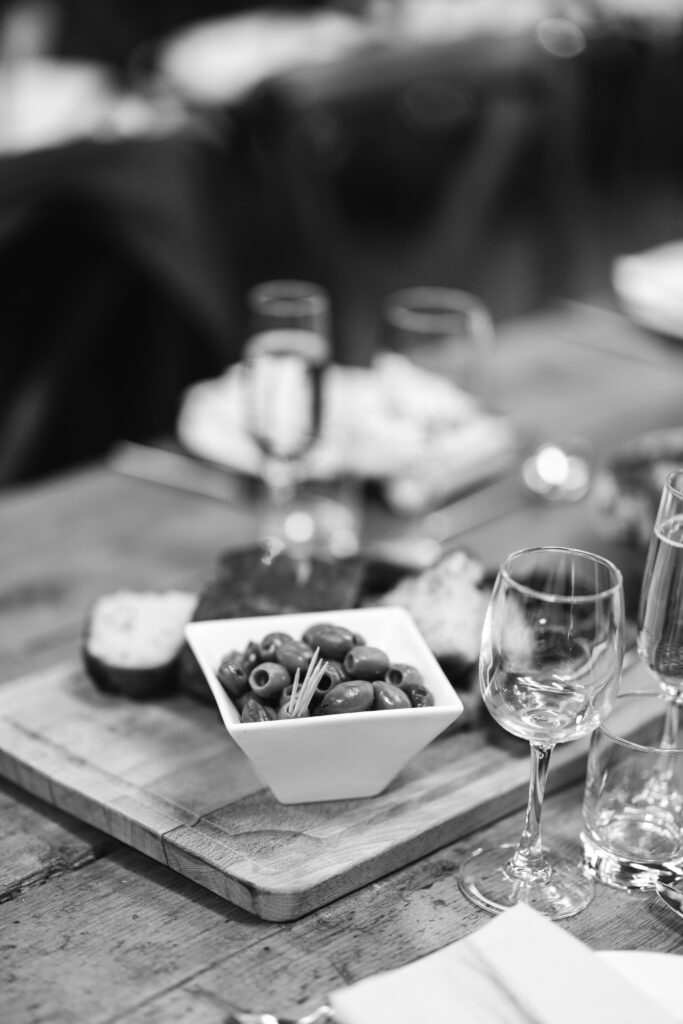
[637,468,683,753]
[243,280,359,560]
[581,691,683,891]
[381,286,494,405]
[459,546,625,919]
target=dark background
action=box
[1,0,682,484]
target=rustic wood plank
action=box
[0,467,257,663]
[0,777,114,901]
[0,666,263,860]
[0,844,277,1024]
[2,784,680,1024]
[0,654,655,922]
[491,304,683,449]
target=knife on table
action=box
[108,441,250,504]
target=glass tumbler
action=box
[243,279,360,561]
[582,690,683,891]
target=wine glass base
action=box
[459,843,595,920]
[262,493,360,562]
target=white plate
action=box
[176,354,518,515]
[599,951,683,1018]
[612,242,683,341]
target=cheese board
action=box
[0,655,649,921]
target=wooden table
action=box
[2,302,683,1023]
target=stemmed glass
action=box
[636,468,683,759]
[459,546,625,919]
[242,280,358,560]
[381,286,494,405]
[243,278,330,509]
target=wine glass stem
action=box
[509,742,554,882]
[262,455,297,509]
[655,698,681,791]
[662,697,680,750]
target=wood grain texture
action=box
[0,655,655,921]
[2,784,680,1024]
[0,777,114,901]
[0,466,258,668]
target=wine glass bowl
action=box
[637,468,683,707]
[482,550,624,745]
[247,278,330,337]
[380,286,494,405]
[460,546,625,919]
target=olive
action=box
[319,660,346,687]
[307,660,346,712]
[352,631,366,647]
[216,652,249,699]
[343,645,389,681]
[302,622,336,647]
[310,624,357,661]
[308,672,337,712]
[259,631,293,660]
[235,690,255,712]
[241,696,277,723]
[401,682,435,708]
[372,680,412,711]
[242,640,262,673]
[385,663,423,690]
[278,683,295,708]
[249,661,291,699]
[318,680,374,715]
[276,640,314,674]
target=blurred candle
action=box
[522,441,592,502]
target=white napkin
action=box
[176,353,518,512]
[612,240,683,340]
[329,905,680,1024]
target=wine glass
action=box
[380,286,494,406]
[459,546,625,919]
[243,280,359,560]
[636,468,683,756]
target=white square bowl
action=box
[185,606,463,804]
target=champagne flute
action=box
[244,279,330,510]
[243,280,358,560]
[459,546,625,919]
[636,468,683,755]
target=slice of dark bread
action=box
[179,545,367,700]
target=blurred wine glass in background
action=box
[243,279,360,562]
[381,286,495,406]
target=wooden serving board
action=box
[0,658,647,922]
